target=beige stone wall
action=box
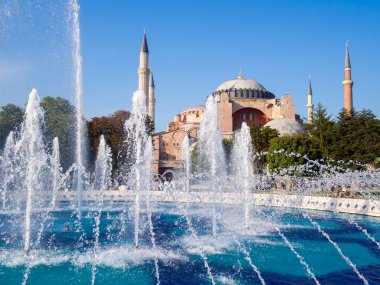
[152,128,199,173]
[216,92,233,132]
[272,95,296,120]
[152,135,160,173]
[181,106,204,124]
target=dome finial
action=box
[237,68,243,79]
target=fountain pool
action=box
[0,203,379,285]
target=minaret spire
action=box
[343,42,353,113]
[138,29,150,108]
[307,75,313,124]
[140,28,149,53]
[148,72,155,132]
[345,41,351,68]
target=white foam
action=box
[182,234,233,255]
[73,246,186,268]
[0,249,70,267]
[216,275,238,285]
[0,246,186,269]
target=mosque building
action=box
[136,32,354,174]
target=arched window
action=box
[233,108,269,131]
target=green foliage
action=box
[250,125,279,154]
[307,104,380,168]
[250,125,279,170]
[144,115,155,135]
[190,143,200,174]
[267,135,322,175]
[190,141,210,175]
[0,104,23,150]
[222,138,234,162]
[40,96,76,170]
[329,108,380,165]
[305,103,335,157]
[374,157,380,168]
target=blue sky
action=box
[0,0,379,131]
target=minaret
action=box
[149,72,155,131]
[138,30,150,108]
[342,42,353,113]
[307,76,313,124]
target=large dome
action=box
[216,78,265,92]
[213,73,275,99]
[264,118,306,137]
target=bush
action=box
[267,135,322,175]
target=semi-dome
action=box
[213,71,275,99]
[264,118,306,137]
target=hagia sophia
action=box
[135,32,354,174]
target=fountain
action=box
[14,89,48,256]
[93,135,112,192]
[0,88,379,285]
[91,135,112,285]
[198,95,226,239]
[70,0,86,221]
[50,137,62,210]
[231,122,254,230]
[182,135,191,196]
[0,131,15,209]
[124,90,154,248]
[0,2,380,285]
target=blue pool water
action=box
[0,202,379,285]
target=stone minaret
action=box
[149,72,155,132]
[138,30,150,109]
[307,76,313,124]
[342,42,353,113]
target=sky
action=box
[0,0,379,131]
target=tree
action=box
[88,110,130,172]
[329,108,380,166]
[305,103,335,157]
[305,104,380,169]
[250,125,279,171]
[267,135,322,175]
[144,115,155,136]
[40,97,76,170]
[0,104,24,151]
[222,138,234,162]
[252,126,279,153]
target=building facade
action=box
[151,70,304,173]
[139,32,353,174]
